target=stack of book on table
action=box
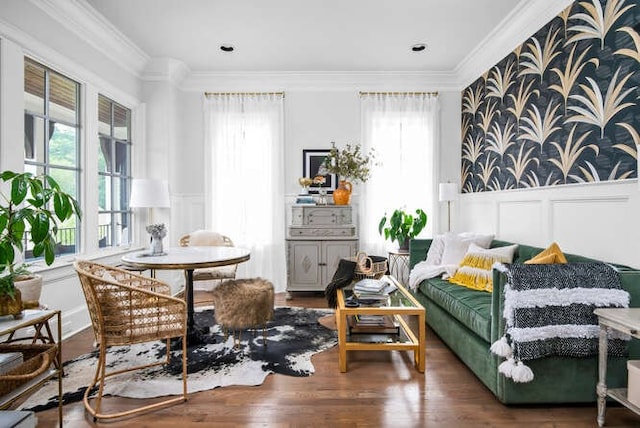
[348,314,400,343]
[348,277,400,343]
[352,277,397,306]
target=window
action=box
[359,93,439,255]
[204,93,286,286]
[98,94,132,248]
[24,58,81,258]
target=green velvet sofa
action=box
[409,238,640,404]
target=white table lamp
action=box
[439,182,458,232]
[130,178,170,224]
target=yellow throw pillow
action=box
[449,244,518,292]
[525,242,567,264]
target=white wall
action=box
[284,91,361,196]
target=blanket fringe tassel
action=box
[497,358,534,383]
[498,357,516,377]
[490,336,512,358]
[511,361,534,383]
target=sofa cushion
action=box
[525,242,567,264]
[440,233,494,266]
[419,276,492,342]
[449,243,518,292]
[490,240,599,264]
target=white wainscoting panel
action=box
[498,200,544,245]
[457,180,640,269]
[551,196,631,264]
[171,193,206,242]
[456,199,497,236]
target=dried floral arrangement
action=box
[322,142,376,183]
[146,223,167,238]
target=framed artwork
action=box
[303,149,336,194]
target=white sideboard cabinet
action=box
[286,205,358,296]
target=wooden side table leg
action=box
[56,311,63,428]
[597,324,608,427]
[336,308,347,372]
[416,312,426,373]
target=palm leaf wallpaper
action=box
[461,0,640,193]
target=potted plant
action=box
[0,170,81,317]
[322,141,376,205]
[378,208,427,251]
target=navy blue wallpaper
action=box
[461,0,640,193]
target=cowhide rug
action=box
[21,306,336,412]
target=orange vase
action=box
[333,180,352,205]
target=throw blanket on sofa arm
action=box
[490,262,630,383]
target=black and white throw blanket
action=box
[490,263,630,383]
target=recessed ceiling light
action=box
[411,43,427,52]
[220,45,234,52]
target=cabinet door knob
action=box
[318,262,327,266]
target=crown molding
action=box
[142,58,191,86]
[181,70,459,92]
[455,0,574,89]
[28,0,149,78]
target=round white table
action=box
[121,246,251,344]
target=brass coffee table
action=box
[335,275,425,372]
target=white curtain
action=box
[359,93,439,256]
[203,93,286,292]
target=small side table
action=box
[388,250,410,285]
[0,310,62,427]
[594,308,640,427]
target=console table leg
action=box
[336,308,347,372]
[597,325,608,427]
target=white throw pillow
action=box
[424,234,446,265]
[440,234,476,266]
[466,242,518,261]
[458,232,494,249]
[440,233,496,266]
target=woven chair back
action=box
[179,230,234,247]
[74,260,186,347]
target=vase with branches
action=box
[322,142,376,205]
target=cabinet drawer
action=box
[289,226,356,237]
[291,206,353,226]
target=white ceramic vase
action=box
[15,274,43,309]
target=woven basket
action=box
[0,343,57,397]
[350,252,388,279]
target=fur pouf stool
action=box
[211,278,275,347]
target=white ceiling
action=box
[85,0,524,73]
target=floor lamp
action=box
[439,182,458,232]
[129,178,171,225]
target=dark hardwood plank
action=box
[28,291,640,427]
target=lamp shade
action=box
[439,182,459,202]
[129,178,170,208]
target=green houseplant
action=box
[0,170,81,316]
[378,208,427,251]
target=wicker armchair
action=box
[179,230,238,288]
[73,260,188,421]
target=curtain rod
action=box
[204,91,285,97]
[359,91,438,96]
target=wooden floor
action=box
[27,291,640,427]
